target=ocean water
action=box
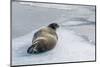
[12,1,96,66]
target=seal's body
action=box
[27,23,59,54]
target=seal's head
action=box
[48,23,59,30]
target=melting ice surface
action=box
[12,27,95,65]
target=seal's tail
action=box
[27,41,40,54]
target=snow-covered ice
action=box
[12,27,95,65]
[12,1,96,66]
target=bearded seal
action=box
[27,23,59,54]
